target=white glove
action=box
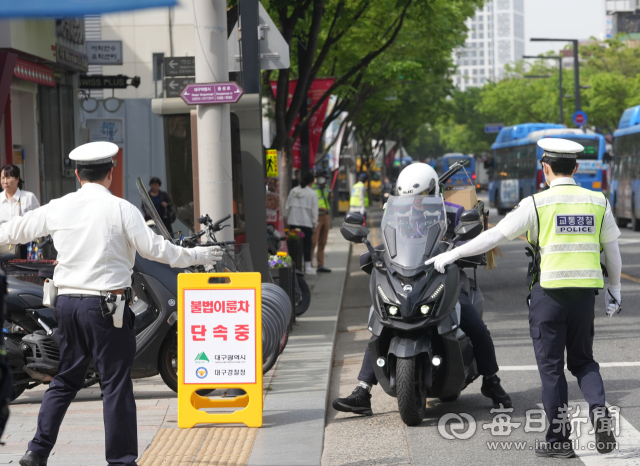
[425,250,460,273]
[605,287,621,318]
[190,246,224,266]
[360,207,366,215]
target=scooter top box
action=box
[444,185,478,211]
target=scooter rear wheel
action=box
[158,336,214,396]
[396,357,427,427]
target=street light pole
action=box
[530,38,580,112]
[523,55,563,125]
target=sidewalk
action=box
[0,223,350,466]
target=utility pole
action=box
[238,0,269,278]
[530,38,580,112]
[193,0,234,241]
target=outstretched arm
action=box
[0,205,50,245]
[426,228,509,272]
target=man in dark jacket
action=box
[142,177,175,234]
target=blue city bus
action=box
[433,154,476,186]
[611,105,640,229]
[489,124,608,215]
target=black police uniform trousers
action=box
[529,283,607,444]
[358,290,499,384]
[28,296,138,466]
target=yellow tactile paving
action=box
[138,427,258,466]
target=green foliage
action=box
[332,0,483,158]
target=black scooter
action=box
[3,205,235,400]
[340,162,486,426]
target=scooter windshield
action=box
[381,195,446,270]
[136,177,173,241]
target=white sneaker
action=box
[305,263,317,275]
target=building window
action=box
[472,60,477,65]
[464,69,469,76]
[480,69,485,75]
[478,15,483,21]
[473,78,478,84]
[479,33,484,38]
[480,77,485,84]
[480,59,485,65]
[463,60,469,66]
[473,69,477,75]
[480,51,484,57]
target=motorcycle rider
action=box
[332,163,511,416]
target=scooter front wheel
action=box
[396,356,427,427]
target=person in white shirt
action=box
[427,138,621,459]
[285,172,319,275]
[7,142,223,466]
[0,164,40,256]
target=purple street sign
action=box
[180,81,245,105]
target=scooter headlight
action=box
[420,305,431,315]
[388,306,399,316]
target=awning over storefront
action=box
[14,59,55,87]
[0,0,176,17]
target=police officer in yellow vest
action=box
[350,173,369,222]
[311,170,333,273]
[427,138,622,459]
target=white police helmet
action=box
[396,163,439,197]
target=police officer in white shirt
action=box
[2,142,223,466]
[428,138,622,458]
[0,164,40,255]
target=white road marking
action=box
[501,362,640,371]
[569,402,640,465]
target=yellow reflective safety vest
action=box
[527,184,606,289]
[313,183,331,211]
[350,181,369,208]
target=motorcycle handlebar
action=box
[438,160,470,186]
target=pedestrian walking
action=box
[285,171,318,276]
[349,173,368,223]
[428,138,621,459]
[142,177,175,234]
[380,176,392,208]
[311,170,332,273]
[1,142,223,466]
[0,164,40,256]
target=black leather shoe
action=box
[332,386,372,416]
[481,374,512,408]
[535,442,576,458]
[19,450,48,466]
[595,416,617,454]
[317,266,332,273]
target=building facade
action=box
[453,0,525,90]
[0,18,88,204]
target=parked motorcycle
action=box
[3,180,248,400]
[340,161,486,426]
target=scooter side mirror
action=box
[340,224,370,243]
[459,209,480,223]
[454,221,483,241]
[344,212,365,225]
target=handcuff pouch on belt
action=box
[100,289,132,328]
[525,245,540,290]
